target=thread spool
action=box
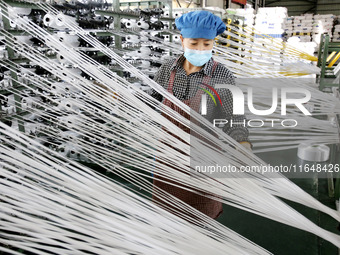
[9,19,17,28]
[121,18,129,24]
[20,98,29,110]
[163,10,170,17]
[140,61,150,68]
[125,35,140,43]
[67,68,83,77]
[64,82,80,94]
[55,13,75,28]
[55,14,66,27]
[172,23,177,30]
[21,97,38,110]
[67,145,80,159]
[43,13,57,28]
[125,19,137,29]
[57,115,80,128]
[173,11,182,18]
[3,106,15,115]
[150,17,158,23]
[140,84,151,92]
[0,46,7,59]
[137,20,150,29]
[10,119,19,130]
[23,113,36,121]
[58,99,80,111]
[3,75,11,88]
[25,123,39,135]
[137,46,151,58]
[140,36,148,42]
[173,35,181,42]
[6,95,15,107]
[163,34,170,42]
[131,82,142,90]
[56,54,72,65]
[60,130,80,141]
[51,82,70,95]
[150,31,159,37]
[56,33,79,47]
[0,79,8,89]
[130,50,142,59]
[161,52,170,60]
[58,142,80,159]
[162,21,169,29]
[297,143,330,178]
[235,19,243,27]
[11,7,32,16]
[7,8,17,28]
[150,20,164,30]
[127,82,142,94]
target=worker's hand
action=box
[239,141,252,151]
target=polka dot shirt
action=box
[151,53,250,143]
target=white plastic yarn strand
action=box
[1,0,340,249]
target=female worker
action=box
[151,10,251,221]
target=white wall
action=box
[206,0,224,9]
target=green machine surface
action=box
[218,148,339,255]
[317,34,340,91]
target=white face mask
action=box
[183,47,213,67]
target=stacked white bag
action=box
[287,14,314,42]
[254,7,287,37]
[234,7,255,28]
[332,17,340,42]
[313,14,335,44]
[287,37,317,56]
[283,16,294,36]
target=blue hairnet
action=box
[175,10,226,39]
